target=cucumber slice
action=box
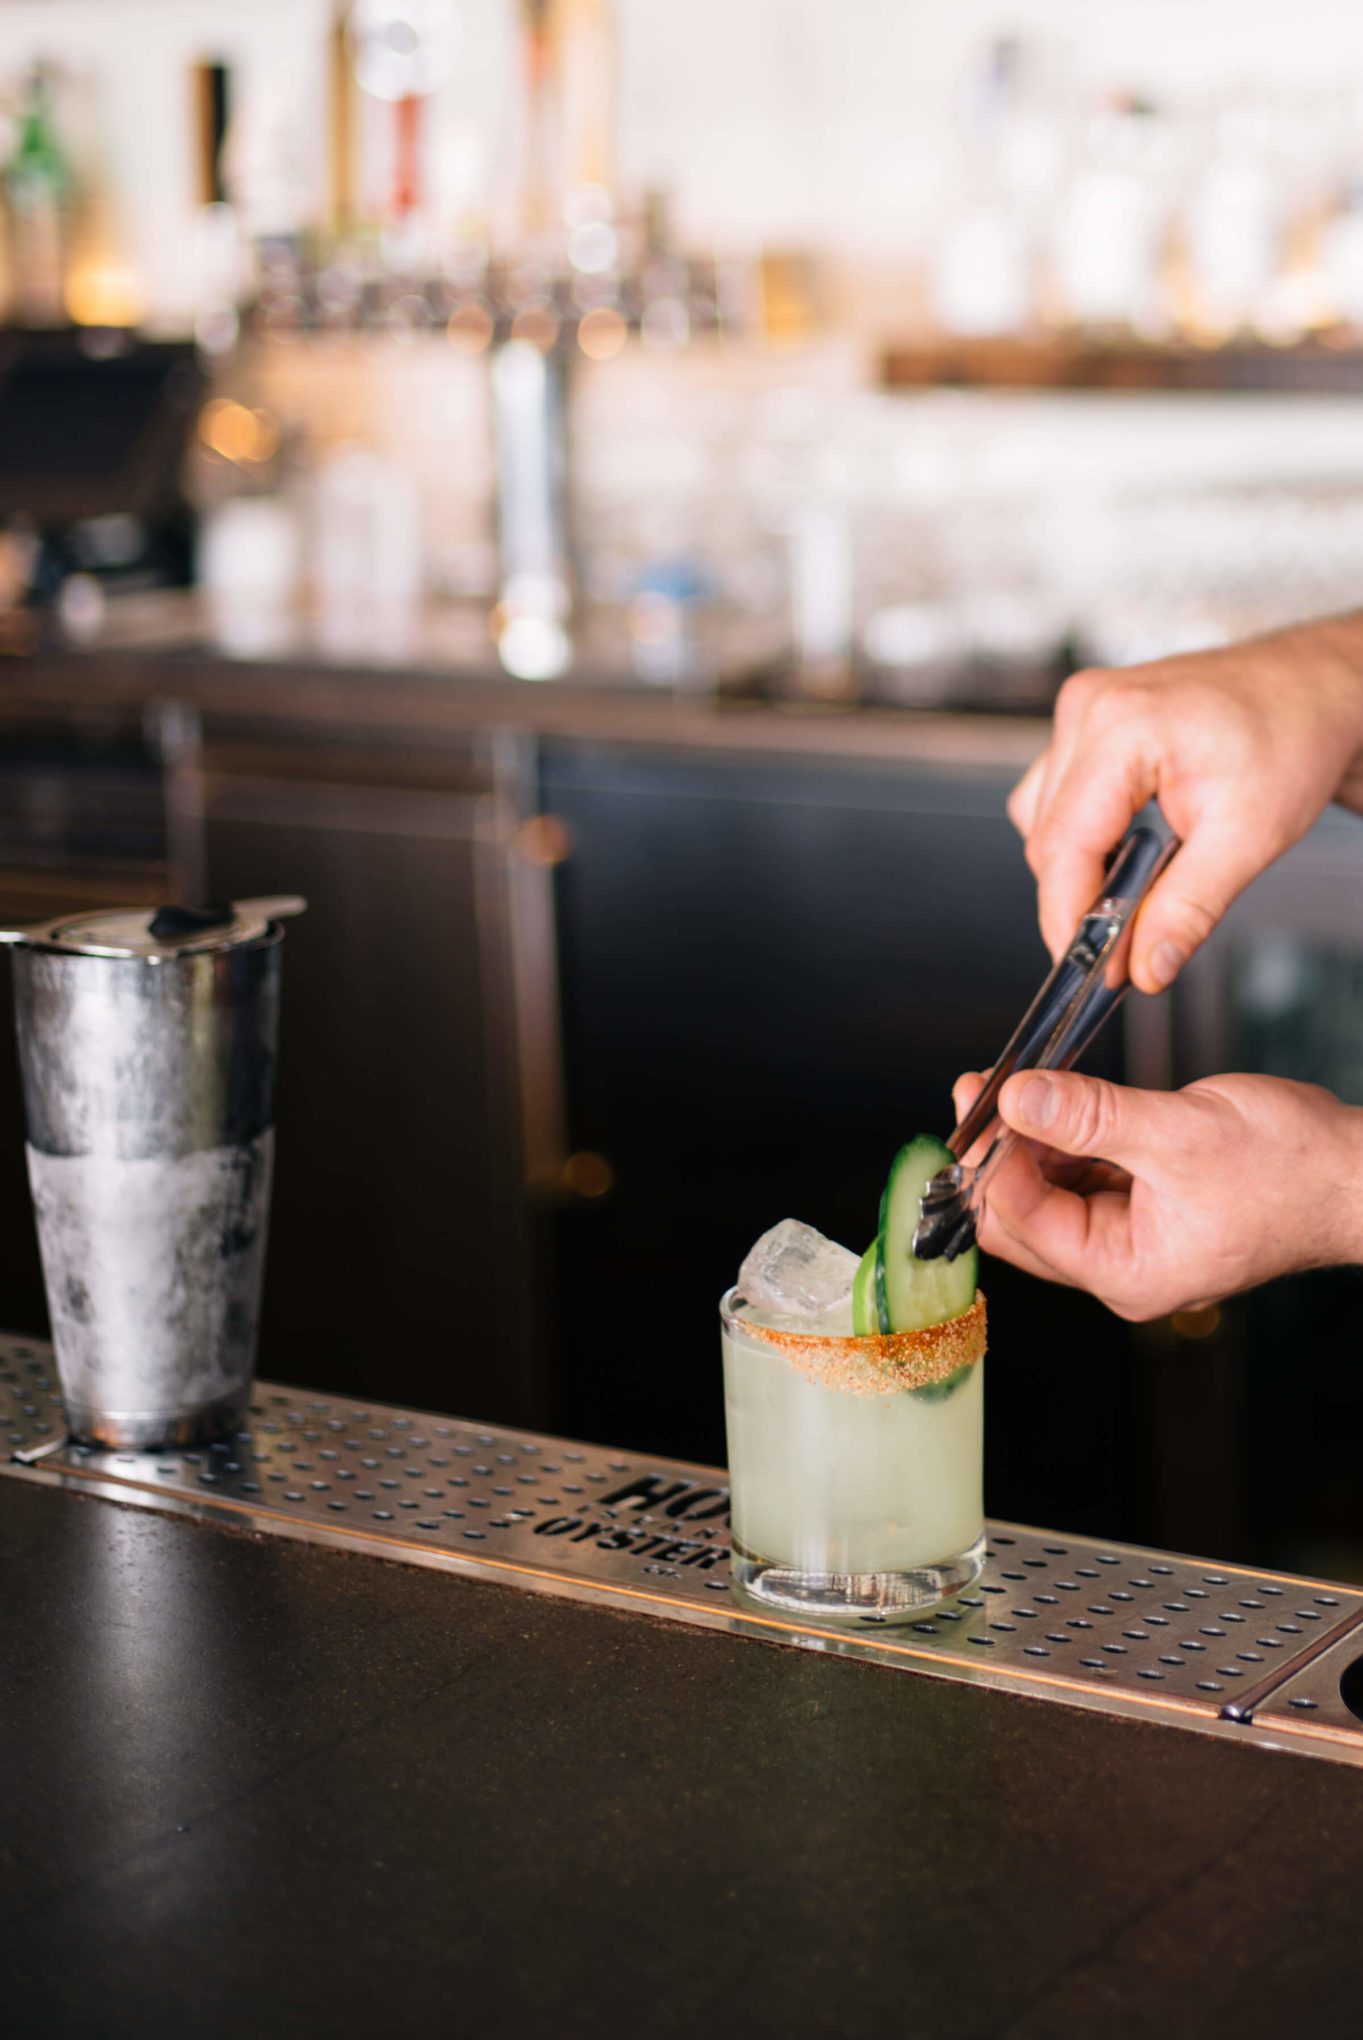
[875,1135,978,1336]
[851,1243,877,1336]
[911,1362,973,1403]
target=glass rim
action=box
[720,1283,986,1393]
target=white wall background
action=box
[8,1,1363,321]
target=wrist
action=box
[1302,613,1363,808]
[1330,1102,1363,1268]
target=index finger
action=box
[1007,753,1049,838]
[1027,743,1157,961]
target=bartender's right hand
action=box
[952,1066,1363,1321]
[1012,615,1363,993]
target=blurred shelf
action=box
[881,336,1363,395]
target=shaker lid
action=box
[0,896,306,960]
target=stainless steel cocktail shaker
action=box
[0,896,305,1449]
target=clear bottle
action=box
[1045,93,1175,338]
[5,64,71,326]
[928,37,1057,338]
[1174,92,1288,341]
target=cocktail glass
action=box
[720,1288,986,1621]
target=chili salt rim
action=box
[722,1289,986,1395]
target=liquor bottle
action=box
[1174,93,1287,341]
[5,64,71,326]
[928,38,1055,339]
[1045,93,1174,338]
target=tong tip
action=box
[912,1166,979,1263]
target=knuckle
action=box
[1066,1079,1118,1154]
[1086,678,1145,732]
[1058,665,1106,714]
[1166,891,1219,946]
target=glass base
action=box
[731,1532,985,1624]
[62,1386,251,1451]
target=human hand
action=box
[952,1066,1363,1321]
[1011,618,1363,992]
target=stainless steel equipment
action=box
[0,896,304,1448]
[4,1330,1362,1767]
[915,818,1179,1260]
[491,337,571,614]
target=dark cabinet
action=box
[538,741,1141,1536]
[195,724,545,1423]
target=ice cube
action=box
[736,1219,859,1324]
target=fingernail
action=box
[1017,1076,1057,1129]
[1149,941,1186,990]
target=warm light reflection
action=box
[561,1150,613,1199]
[446,300,494,352]
[576,304,626,359]
[65,261,143,328]
[510,301,560,351]
[515,814,573,867]
[1171,1305,1222,1341]
[198,398,279,464]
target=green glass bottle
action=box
[6,65,71,324]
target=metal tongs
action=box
[913,816,1180,1263]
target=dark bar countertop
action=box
[4,1471,1363,2039]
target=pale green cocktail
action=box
[721,1272,986,1617]
[723,1144,988,1620]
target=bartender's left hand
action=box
[951,1067,1363,1319]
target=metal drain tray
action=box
[5,1333,1363,1766]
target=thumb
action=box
[999,1069,1170,1170]
[1128,830,1261,994]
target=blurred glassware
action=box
[312,444,424,652]
[348,0,460,103]
[626,556,710,686]
[1045,94,1176,337]
[55,570,106,645]
[191,201,246,356]
[1320,179,1363,331]
[220,64,312,318]
[929,37,1056,338]
[862,601,972,705]
[198,496,303,657]
[1175,93,1291,341]
[787,501,853,681]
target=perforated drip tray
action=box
[5,1330,1363,1766]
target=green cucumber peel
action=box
[874,1134,978,1337]
[851,1242,878,1337]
